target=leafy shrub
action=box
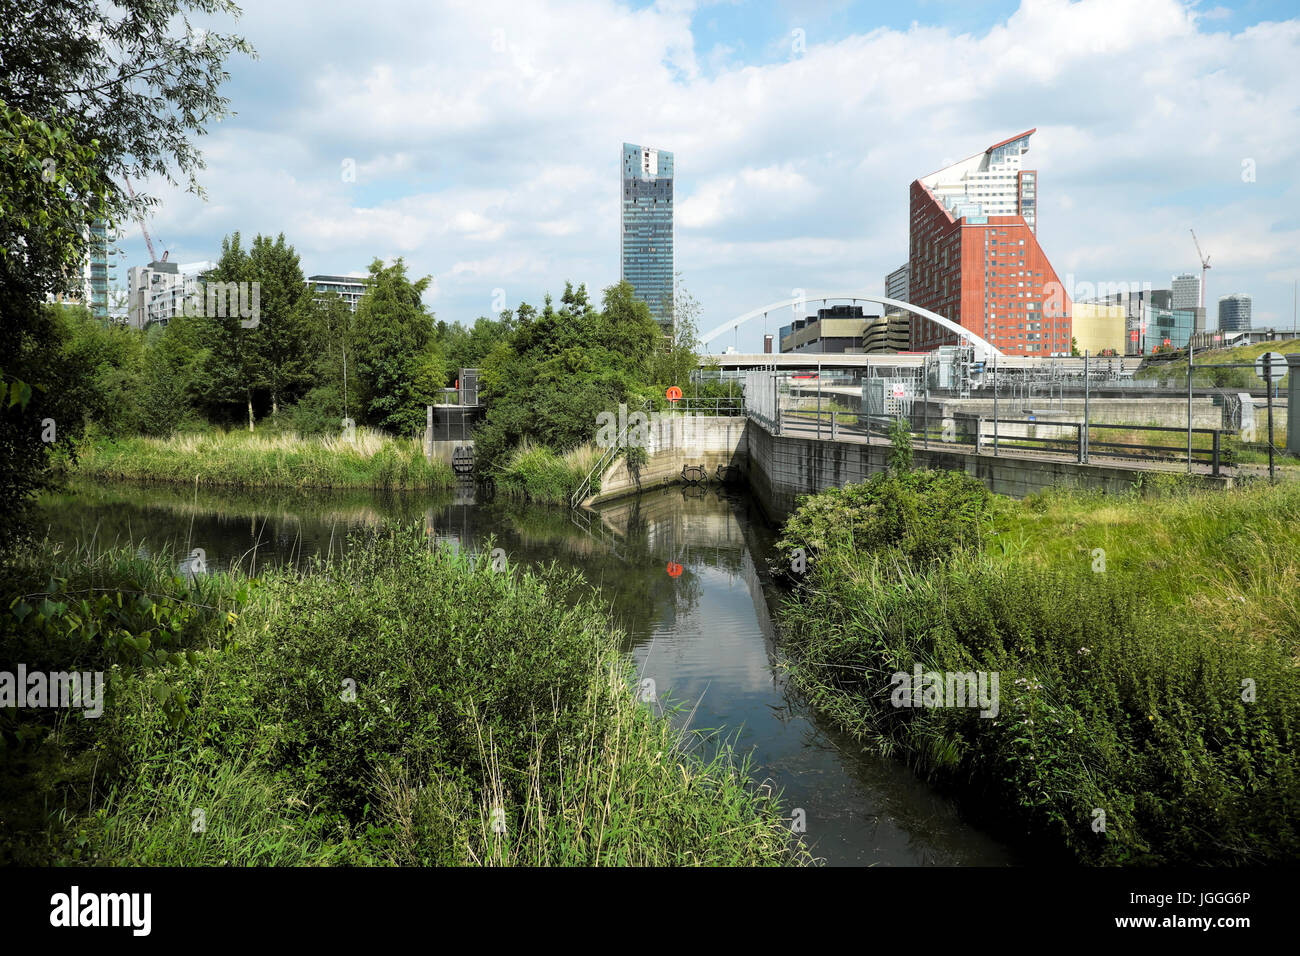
[776,469,993,573]
[1,531,800,866]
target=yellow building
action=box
[1071,302,1126,356]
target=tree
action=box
[351,258,445,435]
[52,304,148,435]
[0,104,113,544]
[0,0,255,211]
[474,280,665,470]
[291,290,357,434]
[0,0,251,543]
[198,232,264,429]
[247,233,315,417]
[650,272,704,388]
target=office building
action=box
[908,129,1070,356]
[1144,308,1201,353]
[307,274,370,312]
[1171,272,1200,311]
[1080,287,1178,355]
[620,143,675,332]
[1070,302,1126,356]
[1218,293,1252,332]
[885,263,909,304]
[780,305,873,353]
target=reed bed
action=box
[494,440,602,506]
[69,428,455,491]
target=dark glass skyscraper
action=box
[621,143,674,332]
[1218,293,1252,332]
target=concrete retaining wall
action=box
[584,415,748,506]
[931,396,1224,429]
[744,421,1231,522]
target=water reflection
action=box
[39,479,1020,866]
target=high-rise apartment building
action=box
[920,130,1039,235]
[82,221,114,321]
[127,260,179,330]
[1218,293,1252,332]
[1171,272,1200,310]
[907,130,1070,356]
[127,260,216,329]
[620,143,674,332]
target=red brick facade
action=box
[907,179,1071,356]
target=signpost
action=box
[1258,353,1284,481]
[1256,352,1285,383]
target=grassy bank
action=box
[1,530,802,866]
[494,440,602,506]
[1136,337,1299,388]
[64,428,455,491]
[775,470,1300,865]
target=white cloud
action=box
[131,0,1300,342]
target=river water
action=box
[38,479,1020,866]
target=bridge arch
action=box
[700,292,1003,361]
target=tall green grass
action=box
[495,440,602,506]
[66,428,455,491]
[777,475,1300,865]
[1,531,805,866]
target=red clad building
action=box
[907,130,1072,356]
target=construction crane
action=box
[1190,229,1210,309]
[123,175,168,264]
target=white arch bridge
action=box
[699,292,1003,363]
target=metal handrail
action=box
[570,409,640,509]
[778,409,1229,476]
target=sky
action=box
[119,0,1300,353]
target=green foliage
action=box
[777,469,993,573]
[887,416,913,473]
[70,429,455,491]
[0,104,114,547]
[475,281,673,474]
[0,543,249,862]
[778,480,1300,865]
[494,441,600,505]
[437,314,513,379]
[352,259,445,435]
[0,2,252,545]
[1,532,802,866]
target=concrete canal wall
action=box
[741,423,1232,523]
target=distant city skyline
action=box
[107,0,1300,351]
